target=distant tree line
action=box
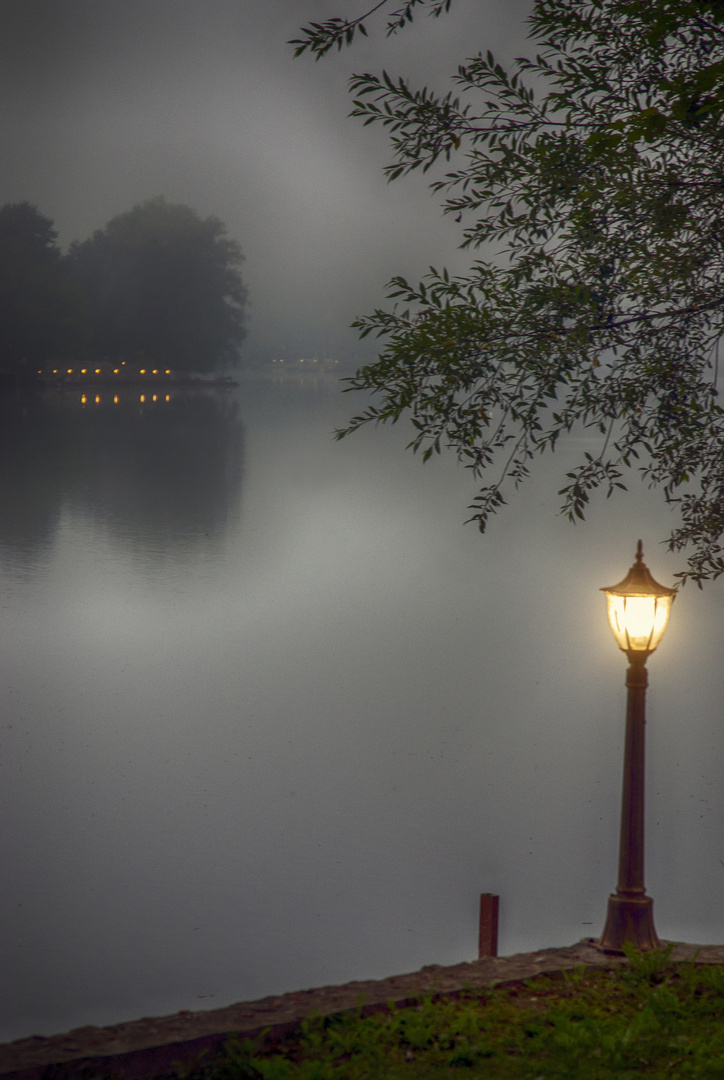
[0,197,248,381]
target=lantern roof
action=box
[600,540,677,600]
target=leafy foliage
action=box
[290,0,453,58]
[67,197,248,373]
[293,0,724,585]
[0,202,87,376]
[0,198,248,377]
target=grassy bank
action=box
[177,946,724,1080]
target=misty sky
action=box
[0,0,532,362]
[4,4,724,1043]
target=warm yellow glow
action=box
[140,369,146,375]
[81,395,87,405]
[95,395,100,404]
[140,394,146,403]
[52,369,58,374]
[152,394,158,402]
[67,368,73,374]
[605,594,672,653]
[95,368,101,374]
[165,369,171,375]
[152,369,158,375]
[81,368,87,374]
[114,395,119,404]
[38,369,42,374]
[114,368,120,374]
[601,543,676,655]
[165,394,170,402]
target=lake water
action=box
[1,372,723,1042]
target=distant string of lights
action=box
[36,360,176,404]
[79,393,172,405]
[37,364,173,377]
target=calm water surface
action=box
[1,373,723,1041]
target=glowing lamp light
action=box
[596,539,678,954]
[601,540,676,656]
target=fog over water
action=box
[1,0,724,1047]
[0,0,532,363]
[1,378,723,1042]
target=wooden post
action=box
[478,893,499,958]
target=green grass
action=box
[173,946,724,1080]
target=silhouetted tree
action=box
[68,197,248,373]
[0,202,86,379]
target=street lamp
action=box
[596,540,677,953]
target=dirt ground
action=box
[3,939,724,1080]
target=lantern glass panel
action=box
[606,593,672,653]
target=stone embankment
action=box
[3,939,724,1080]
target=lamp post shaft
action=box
[597,655,661,953]
[617,658,647,895]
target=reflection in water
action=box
[0,374,723,1045]
[0,387,244,567]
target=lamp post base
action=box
[595,893,661,954]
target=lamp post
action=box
[596,540,676,954]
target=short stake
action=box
[478,893,499,958]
